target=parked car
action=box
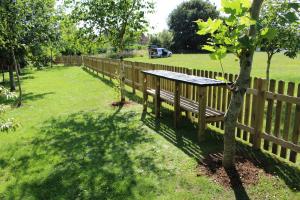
[148,47,172,58]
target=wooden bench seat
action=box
[146,89,224,123]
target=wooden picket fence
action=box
[56,55,300,165]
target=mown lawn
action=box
[0,66,299,199]
[126,52,300,83]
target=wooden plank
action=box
[212,72,218,110]
[250,78,258,144]
[208,71,213,108]
[198,87,207,142]
[216,72,222,128]
[131,62,136,94]
[186,69,192,119]
[243,77,252,141]
[290,84,300,162]
[266,91,300,105]
[280,82,295,158]
[263,133,300,153]
[174,81,181,128]
[253,79,267,149]
[142,73,148,112]
[263,79,276,150]
[221,73,228,130]
[155,77,161,118]
[272,80,285,155]
[237,123,255,134]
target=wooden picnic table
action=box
[141,70,227,141]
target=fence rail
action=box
[56,55,300,165]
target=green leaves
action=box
[221,0,251,15]
[239,16,256,26]
[284,11,298,23]
[209,46,227,60]
[196,18,223,35]
[260,27,277,40]
[202,45,216,52]
[196,0,256,62]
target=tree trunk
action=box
[266,53,273,89]
[50,47,53,68]
[222,0,264,169]
[120,57,126,103]
[17,62,21,75]
[8,64,16,91]
[1,64,4,83]
[11,48,22,107]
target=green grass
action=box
[0,66,299,199]
[126,52,300,83]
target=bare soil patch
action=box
[197,153,270,188]
[111,101,134,107]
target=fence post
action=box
[131,62,136,94]
[253,78,267,149]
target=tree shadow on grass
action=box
[83,67,300,197]
[22,92,55,102]
[141,110,300,199]
[5,108,170,200]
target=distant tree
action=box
[168,0,219,52]
[72,0,153,103]
[258,0,300,86]
[149,34,162,47]
[158,30,174,49]
[148,30,173,49]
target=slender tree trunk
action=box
[17,62,21,75]
[266,53,273,89]
[222,0,264,169]
[1,64,4,83]
[120,56,126,103]
[9,64,16,91]
[50,47,53,68]
[11,48,22,107]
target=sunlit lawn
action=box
[126,52,300,83]
[0,66,299,199]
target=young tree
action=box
[196,0,265,168]
[259,0,299,85]
[73,0,153,103]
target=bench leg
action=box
[198,87,207,142]
[142,73,148,112]
[174,81,181,128]
[155,77,160,118]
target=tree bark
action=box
[8,64,16,91]
[1,64,5,83]
[266,53,273,89]
[17,62,21,75]
[222,0,264,169]
[50,47,53,68]
[11,48,22,107]
[120,57,126,103]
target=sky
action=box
[147,0,221,33]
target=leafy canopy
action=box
[258,0,300,59]
[71,0,153,52]
[196,0,255,61]
[196,0,299,62]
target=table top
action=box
[142,70,227,87]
